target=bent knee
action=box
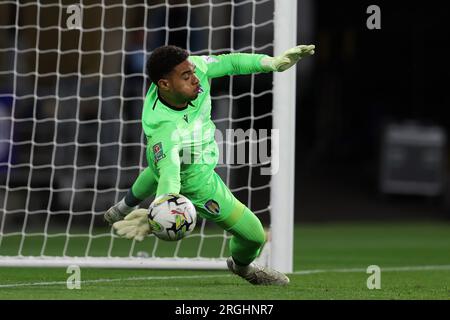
[239,227,266,249]
[254,229,266,248]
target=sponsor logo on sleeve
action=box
[201,56,218,64]
[153,142,166,163]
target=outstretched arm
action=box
[198,44,315,78]
[110,124,182,239]
[104,124,181,225]
[203,53,270,78]
[147,124,182,197]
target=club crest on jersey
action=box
[204,199,220,215]
[153,142,166,163]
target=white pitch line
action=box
[1,265,450,289]
[292,264,450,275]
[0,274,232,289]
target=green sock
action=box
[227,207,266,266]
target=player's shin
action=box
[225,207,289,285]
[227,207,266,265]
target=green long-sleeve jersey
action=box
[142,53,270,197]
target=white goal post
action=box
[0,0,296,273]
[271,0,296,274]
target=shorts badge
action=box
[204,199,220,215]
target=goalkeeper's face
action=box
[164,60,201,103]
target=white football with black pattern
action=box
[148,194,197,241]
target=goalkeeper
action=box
[105,44,315,285]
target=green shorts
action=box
[182,172,245,230]
[132,166,246,230]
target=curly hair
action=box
[146,45,189,85]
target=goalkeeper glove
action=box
[112,209,152,242]
[260,44,315,72]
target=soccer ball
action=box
[148,193,197,241]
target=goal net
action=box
[0,0,295,272]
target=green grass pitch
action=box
[0,222,449,299]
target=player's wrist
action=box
[260,56,277,72]
[116,198,138,215]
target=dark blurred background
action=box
[295,0,450,221]
[0,0,449,233]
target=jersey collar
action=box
[157,91,193,111]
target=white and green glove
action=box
[261,44,315,72]
[112,209,152,242]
